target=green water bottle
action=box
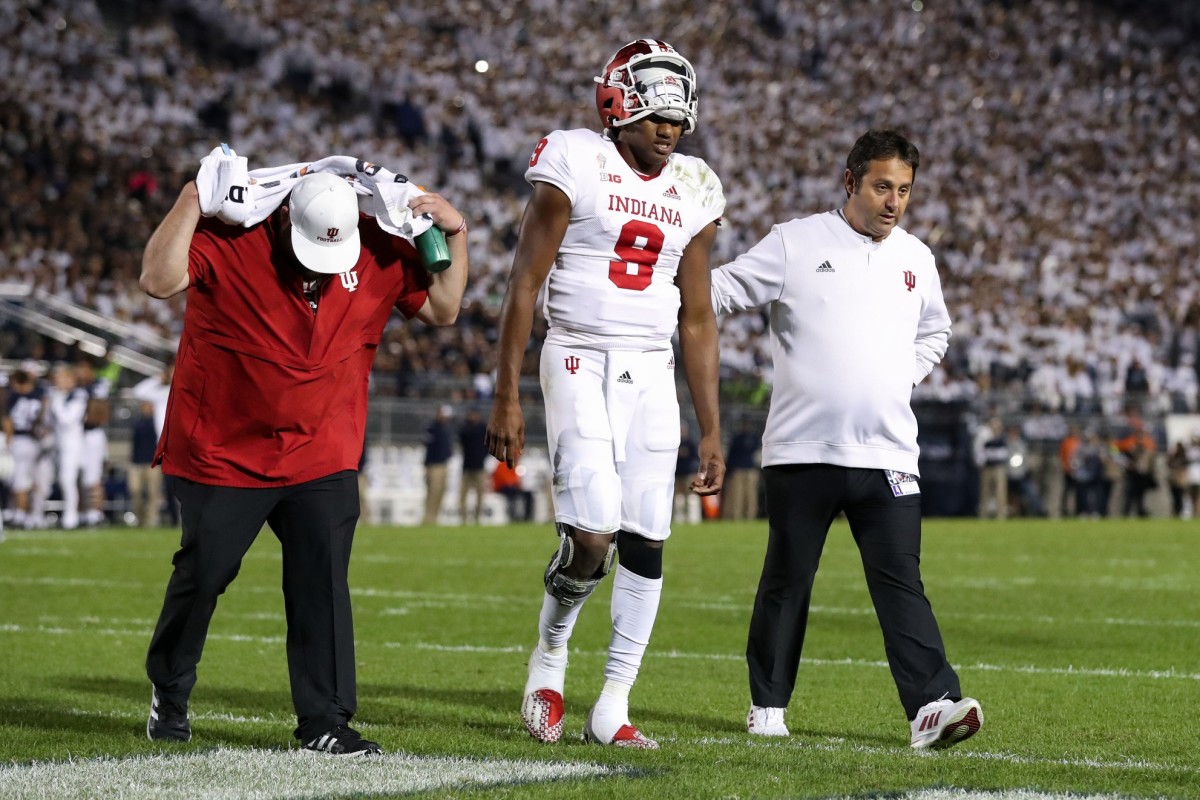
[416,224,451,273]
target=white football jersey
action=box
[526,128,725,349]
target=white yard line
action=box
[51,706,285,725]
[3,574,1197,631]
[2,623,1198,682]
[407,642,1200,682]
[0,718,1190,796]
[678,600,1200,629]
[0,749,619,800]
[692,735,1198,775]
[0,575,516,604]
[879,792,1165,800]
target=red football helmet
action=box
[594,39,698,134]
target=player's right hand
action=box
[485,398,525,468]
[691,436,726,496]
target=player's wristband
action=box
[445,217,467,237]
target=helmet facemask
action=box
[595,46,699,135]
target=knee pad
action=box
[556,462,623,534]
[543,524,616,606]
[616,531,664,579]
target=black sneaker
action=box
[147,686,191,742]
[302,724,382,756]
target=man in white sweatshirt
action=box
[710,130,982,749]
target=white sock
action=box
[525,639,568,696]
[60,484,79,528]
[595,680,630,714]
[586,680,633,741]
[525,593,578,697]
[538,589,587,652]
[604,565,662,686]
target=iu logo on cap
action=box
[326,227,340,239]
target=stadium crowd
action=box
[2,0,1200,417]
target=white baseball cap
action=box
[287,172,361,274]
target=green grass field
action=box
[1,518,1197,799]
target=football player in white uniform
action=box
[48,363,89,530]
[2,369,47,529]
[76,357,112,527]
[486,39,725,749]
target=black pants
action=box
[748,464,960,719]
[146,471,360,742]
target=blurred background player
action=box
[457,406,489,524]
[492,458,534,522]
[2,369,48,530]
[47,363,89,530]
[486,38,726,749]
[723,416,761,520]
[973,415,1009,519]
[76,356,112,526]
[132,358,176,526]
[422,404,454,525]
[127,400,163,527]
[673,422,701,524]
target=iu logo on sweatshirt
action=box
[903,270,916,292]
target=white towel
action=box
[193,148,433,241]
[195,145,250,220]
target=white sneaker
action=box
[582,705,659,749]
[747,705,789,736]
[910,697,983,749]
[521,645,567,743]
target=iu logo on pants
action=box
[564,356,580,374]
